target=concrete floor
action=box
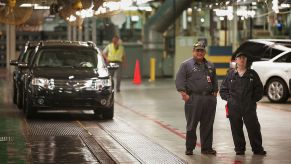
[1,74,291,163]
[114,78,291,164]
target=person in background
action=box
[103,35,126,92]
[175,41,218,155]
[220,52,267,156]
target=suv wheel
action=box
[266,78,289,103]
[13,83,17,104]
[102,105,114,120]
[24,95,36,119]
[16,89,23,109]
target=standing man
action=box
[103,35,126,92]
[220,52,266,155]
[175,41,218,155]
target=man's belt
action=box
[187,91,212,96]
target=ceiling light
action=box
[34,5,50,10]
[20,3,35,7]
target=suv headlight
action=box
[31,78,54,89]
[91,78,111,90]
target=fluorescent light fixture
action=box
[34,5,50,10]
[280,4,290,9]
[76,5,94,18]
[120,0,133,7]
[20,3,49,9]
[136,0,154,5]
[122,6,152,11]
[215,6,255,19]
[20,3,36,7]
[131,15,139,22]
[272,0,279,13]
[67,15,76,22]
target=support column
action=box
[84,19,89,41]
[78,25,83,41]
[5,24,16,103]
[233,4,238,50]
[92,18,97,44]
[6,24,16,74]
[73,26,77,41]
[67,25,72,40]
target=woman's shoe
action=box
[254,150,267,155]
[236,151,245,155]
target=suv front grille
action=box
[53,79,89,89]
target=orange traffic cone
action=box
[132,59,142,84]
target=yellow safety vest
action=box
[107,43,124,62]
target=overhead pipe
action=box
[143,0,193,50]
[146,0,192,33]
[142,0,193,77]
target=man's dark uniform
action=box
[175,57,218,153]
[220,68,265,154]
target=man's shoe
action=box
[185,150,193,155]
[254,150,266,155]
[201,149,217,155]
[236,151,245,155]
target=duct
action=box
[143,0,193,50]
[142,0,192,77]
[147,0,192,33]
[287,12,291,38]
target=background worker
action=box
[103,35,126,92]
[220,52,266,155]
[175,41,218,155]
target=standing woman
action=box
[220,52,266,155]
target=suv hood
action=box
[32,67,109,79]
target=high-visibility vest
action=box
[107,43,124,62]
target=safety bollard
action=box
[149,57,155,82]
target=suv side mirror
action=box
[9,59,18,66]
[107,62,119,70]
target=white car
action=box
[230,39,291,69]
[251,51,291,103]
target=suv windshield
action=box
[33,47,98,68]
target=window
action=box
[275,52,291,63]
[263,48,283,59]
[34,48,97,68]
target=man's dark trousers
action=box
[185,94,216,151]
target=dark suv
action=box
[20,40,117,119]
[10,41,38,108]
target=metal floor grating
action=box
[98,119,187,164]
[29,135,100,164]
[27,121,87,136]
[26,120,116,164]
[80,135,115,164]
